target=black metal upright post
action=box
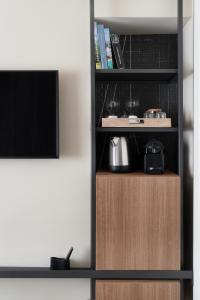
[90,0,96,298]
[178,0,184,268]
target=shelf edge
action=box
[0,268,193,279]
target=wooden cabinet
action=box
[96,172,180,270]
[96,280,180,300]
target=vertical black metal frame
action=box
[178,0,184,265]
[90,0,96,298]
[177,1,185,300]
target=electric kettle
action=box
[109,136,130,172]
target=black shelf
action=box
[0,268,193,279]
[96,127,178,133]
[95,69,178,81]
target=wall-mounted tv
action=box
[0,71,59,158]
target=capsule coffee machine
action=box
[144,139,165,174]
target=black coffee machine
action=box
[144,139,165,174]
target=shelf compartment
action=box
[96,127,178,133]
[96,132,178,173]
[95,81,178,128]
[96,69,178,81]
[96,34,177,72]
[0,268,193,279]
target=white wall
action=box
[183,16,194,300]
[95,0,192,18]
[0,279,90,300]
[183,17,193,184]
[0,0,90,299]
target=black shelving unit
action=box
[91,0,193,299]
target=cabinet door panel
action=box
[96,172,180,270]
[96,280,180,300]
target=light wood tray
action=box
[102,118,172,128]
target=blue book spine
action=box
[104,28,113,69]
[97,24,108,69]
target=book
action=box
[97,24,108,69]
[94,22,101,69]
[110,33,125,69]
[104,28,113,69]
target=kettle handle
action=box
[111,137,120,146]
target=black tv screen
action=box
[0,71,59,158]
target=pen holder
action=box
[50,257,70,270]
[50,247,73,270]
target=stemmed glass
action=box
[106,84,119,118]
[125,84,139,117]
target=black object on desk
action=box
[50,247,73,270]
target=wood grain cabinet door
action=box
[96,280,180,300]
[96,172,180,270]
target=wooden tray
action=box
[102,118,172,128]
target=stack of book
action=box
[94,22,125,70]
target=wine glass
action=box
[106,84,119,118]
[126,84,139,117]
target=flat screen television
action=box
[0,71,59,158]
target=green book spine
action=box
[94,22,101,69]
